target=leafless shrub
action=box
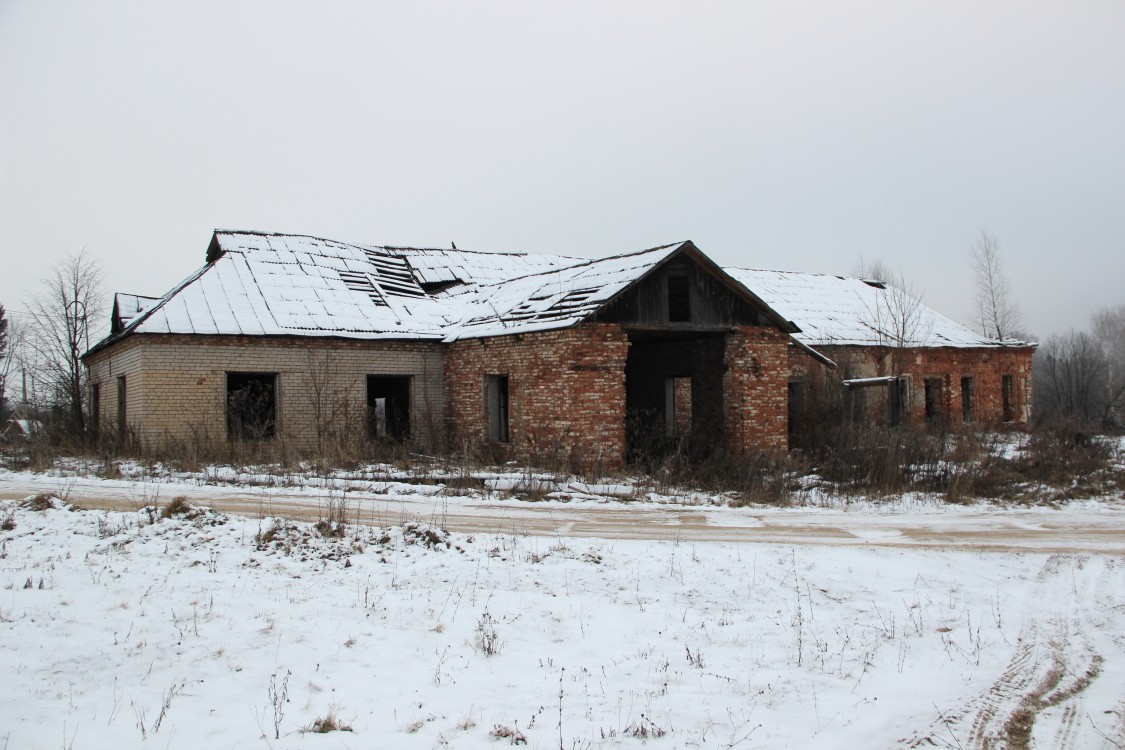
[684,644,705,669]
[268,669,290,740]
[812,425,946,496]
[476,611,501,656]
[314,494,349,538]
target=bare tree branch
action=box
[969,230,1023,341]
[24,250,103,435]
[861,269,933,376]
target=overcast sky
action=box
[2,1,1122,341]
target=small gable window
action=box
[667,275,691,322]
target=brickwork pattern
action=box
[445,324,630,468]
[788,344,1035,426]
[723,327,792,452]
[85,335,445,451]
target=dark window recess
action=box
[1002,375,1015,422]
[367,375,411,440]
[924,378,943,423]
[667,275,691,322]
[961,376,975,422]
[485,375,510,443]
[227,372,277,440]
[116,376,127,439]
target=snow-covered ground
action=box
[2,489,1124,749]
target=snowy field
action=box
[2,490,1124,749]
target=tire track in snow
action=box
[906,554,1116,750]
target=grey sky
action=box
[2,1,1122,341]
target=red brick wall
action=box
[445,324,631,468]
[723,326,792,452]
[788,344,1035,426]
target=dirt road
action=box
[4,473,1124,554]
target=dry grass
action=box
[304,708,352,734]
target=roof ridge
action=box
[473,242,686,291]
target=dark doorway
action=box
[625,333,724,459]
[367,375,411,440]
[961,376,975,423]
[227,372,277,440]
[485,374,510,443]
[924,378,944,424]
[1002,375,1015,422]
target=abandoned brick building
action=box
[83,231,1034,467]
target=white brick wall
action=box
[86,335,445,451]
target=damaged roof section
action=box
[90,231,1028,362]
[110,293,163,333]
[725,268,1034,349]
[92,233,751,350]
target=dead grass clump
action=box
[490,724,527,745]
[1,511,14,531]
[23,493,57,512]
[700,451,800,506]
[402,521,450,549]
[160,496,192,519]
[624,716,668,738]
[314,520,346,538]
[305,709,352,734]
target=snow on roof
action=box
[111,293,162,332]
[95,231,1022,357]
[450,243,686,340]
[724,268,1030,349]
[95,232,686,347]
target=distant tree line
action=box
[1033,306,1125,430]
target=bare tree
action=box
[969,229,1023,341]
[865,269,932,376]
[1091,304,1125,428]
[0,304,8,417]
[26,251,103,435]
[1033,329,1108,426]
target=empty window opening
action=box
[1002,374,1015,422]
[367,375,411,440]
[667,275,691,322]
[664,377,692,437]
[116,376,127,439]
[485,375,510,443]
[961,376,976,422]
[227,372,277,440]
[924,378,943,423]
